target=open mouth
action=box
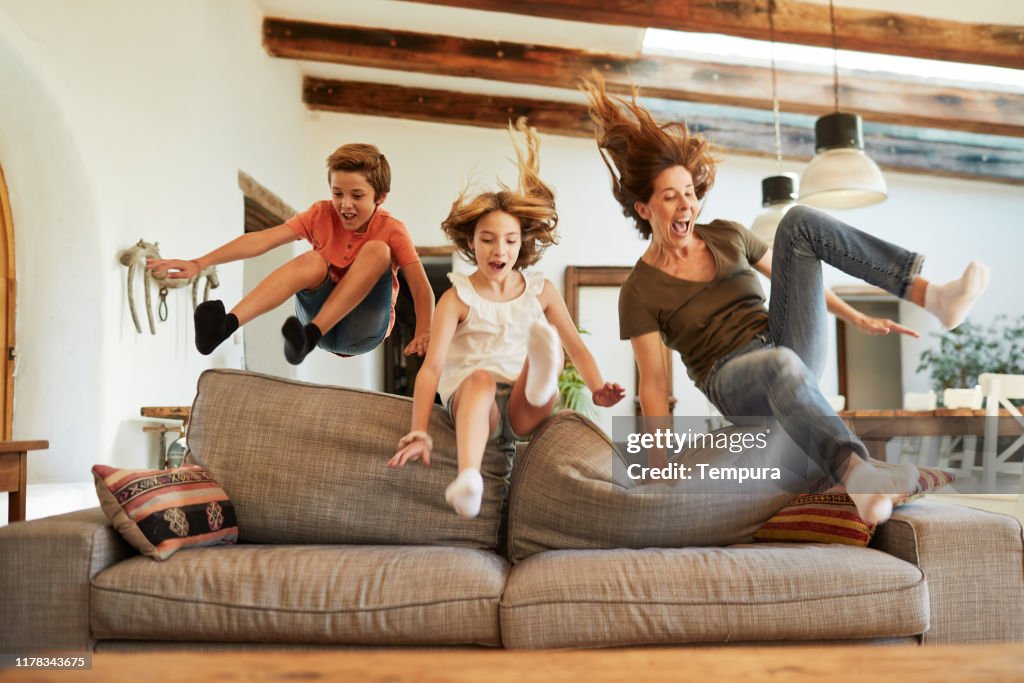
[488,261,507,272]
[670,217,691,238]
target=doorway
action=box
[836,287,903,410]
[1,163,14,440]
[383,249,453,398]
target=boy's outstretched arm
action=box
[399,260,435,356]
[146,224,297,279]
[538,280,625,408]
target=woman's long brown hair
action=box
[580,73,717,239]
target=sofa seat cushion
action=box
[500,545,927,649]
[186,369,510,549]
[91,545,508,646]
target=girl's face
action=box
[472,210,522,283]
[329,170,384,233]
[634,165,700,248]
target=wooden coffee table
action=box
[1,644,1022,681]
[0,440,47,523]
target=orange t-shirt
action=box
[286,202,419,337]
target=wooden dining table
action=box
[839,408,1023,463]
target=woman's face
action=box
[472,210,522,284]
[635,165,700,248]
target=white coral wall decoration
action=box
[117,239,219,334]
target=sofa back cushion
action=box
[186,369,509,549]
[506,412,810,563]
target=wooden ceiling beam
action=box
[405,0,1024,69]
[264,18,1024,138]
[303,77,1023,185]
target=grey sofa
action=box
[2,369,1022,652]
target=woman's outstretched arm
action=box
[752,249,918,337]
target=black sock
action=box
[194,300,239,355]
[282,316,322,365]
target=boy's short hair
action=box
[326,144,391,199]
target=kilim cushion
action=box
[753,465,956,546]
[92,464,238,560]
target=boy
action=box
[147,144,433,364]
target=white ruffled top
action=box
[437,270,547,404]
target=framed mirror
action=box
[564,266,676,434]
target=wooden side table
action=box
[140,407,191,469]
[0,440,48,523]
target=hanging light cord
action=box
[829,0,839,112]
[768,0,782,173]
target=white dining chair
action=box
[941,386,983,477]
[978,374,1024,494]
[899,391,940,466]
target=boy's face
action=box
[329,170,385,233]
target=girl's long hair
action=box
[442,117,558,269]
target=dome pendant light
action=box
[752,173,799,243]
[751,0,799,243]
[798,0,886,209]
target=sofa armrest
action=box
[0,507,135,653]
[871,499,1024,644]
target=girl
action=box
[388,119,625,518]
[581,74,989,525]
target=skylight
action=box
[643,28,1023,92]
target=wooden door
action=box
[0,164,14,440]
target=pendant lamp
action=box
[750,0,799,243]
[798,0,886,209]
[752,173,799,243]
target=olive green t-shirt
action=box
[618,220,771,387]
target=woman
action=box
[581,75,989,524]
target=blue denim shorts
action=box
[294,271,392,356]
[445,383,531,444]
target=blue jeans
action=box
[294,271,392,356]
[704,206,923,481]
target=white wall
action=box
[0,0,312,483]
[2,0,1021,493]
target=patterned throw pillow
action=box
[92,464,238,560]
[753,465,956,547]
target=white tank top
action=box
[437,270,547,404]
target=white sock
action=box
[924,261,990,330]
[525,320,561,406]
[445,469,484,518]
[845,462,918,526]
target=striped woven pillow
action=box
[753,465,956,546]
[92,464,238,560]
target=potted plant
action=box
[556,327,599,419]
[916,314,1024,401]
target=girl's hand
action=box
[592,382,626,407]
[388,430,433,467]
[403,331,430,357]
[146,258,199,280]
[854,313,919,338]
